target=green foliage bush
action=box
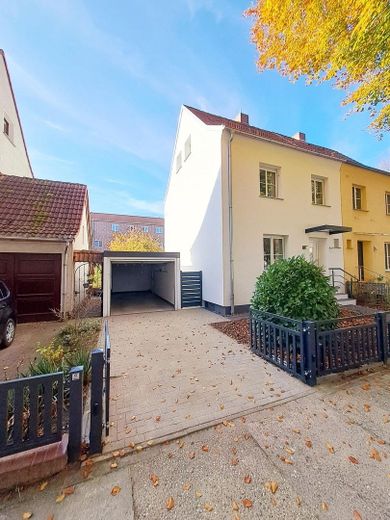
[251,256,340,321]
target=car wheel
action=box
[1,318,16,347]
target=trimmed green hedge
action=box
[251,256,340,321]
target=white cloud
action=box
[125,197,164,216]
[43,119,69,133]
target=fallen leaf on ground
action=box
[182,482,191,491]
[305,439,313,448]
[111,486,121,496]
[348,456,359,464]
[189,451,196,459]
[204,503,214,512]
[265,481,278,494]
[284,446,295,455]
[112,450,120,457]
[296,496,302,507]
[150,474,159,487]
[201,444,209,452]
[353,511,362,520]
[22,513,33,520]
[166,496,175,510]
[244,475,252,484]
[279,455,293,465]
[110,462,118,469]
[195,490,203,498]
[232,500,240,511]
[292,428,301,434]
[242,498,253,508]
[321,502,329,511]
[369,448,382,461]
[155,416,161,422]
[231,457,239,466]
[55,494,65,503]
[38,481,48,492]
[326,443,335,454]
[47,515,54,520]
[361,383,370,391]
[364,404,371,412]
[63,486,75,496]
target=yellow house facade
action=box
[341,163,390,282]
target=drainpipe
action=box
[227,130,235,315]
[62,241,70,319]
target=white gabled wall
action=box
[0,52,33,178]
[164,107,226,307]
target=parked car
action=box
[0,280,16,347]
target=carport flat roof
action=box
[103,251,180,258]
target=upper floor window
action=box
[311,177,325,205]
[176,152,182,173]
[184,135,191,160]
[352,185,365,210]
[112,223,120,232]
[385,193,390,215]
[94,239,102,248]
[263,235,285,270]
[143,225,149,232]
[259,167,277,198]
[385,243,390,271]
[3,117,10,136]
[155,226,163,234]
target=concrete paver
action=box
[0,321,63,380]
[104,308,309,452]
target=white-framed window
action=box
[311,176,325,205]
[3,117,10,136]
[155,226,163,234]
[385,193,390,215]
[184,135,191,160]
[259,167,277,198]
[112,223,119,232]
[143,225,149,232]
[94,239,102,248]
[385,243,390,271]
[176,152,182,173]
[263,235,285,269]
[352,185,363,210]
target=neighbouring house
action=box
[0,49,34,178]
[91,212,165,250]
[164,105,381,315]
[0,174,91,322]
[341,163,390,281]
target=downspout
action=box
[62,241,70,319]
[227,130,235,315]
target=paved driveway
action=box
[105,308,310,453]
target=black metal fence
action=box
[89,320,111,454]
[250,309,389,386]
[348,281,390,307]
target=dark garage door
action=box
[0,253,61,323]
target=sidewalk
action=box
[1,366,388,520]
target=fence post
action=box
[68,365,84,463]
[90,349,104,454]
[376,312,389,365]
[302,321,317,386]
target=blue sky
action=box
[1,0,389,217]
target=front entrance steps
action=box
[336,292,357,306]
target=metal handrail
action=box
[329,267,359,288]
[354,265,389,281]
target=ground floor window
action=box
[263,236,285,269]
[385,243,390,270]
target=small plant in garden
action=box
[251,256,340,321]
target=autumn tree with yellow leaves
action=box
[108,229,162,252]
[246,0,390,133]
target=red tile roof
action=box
[0,174,88,240]
[185,105,388,174]
[91,212,164,225]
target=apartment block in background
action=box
[91,212,164,251]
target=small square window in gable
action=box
[184,135,191,160]
[176,151,182,173]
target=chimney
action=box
[235,112,249,125]
[292,131,306,142]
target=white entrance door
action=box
[309,238,323,266]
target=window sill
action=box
[353,208,369,212]
[3,131,15,146]
[312,203,331,208]
[259,195,284,201]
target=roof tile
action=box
[0,174,87,240]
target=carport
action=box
[102,252,181,316]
